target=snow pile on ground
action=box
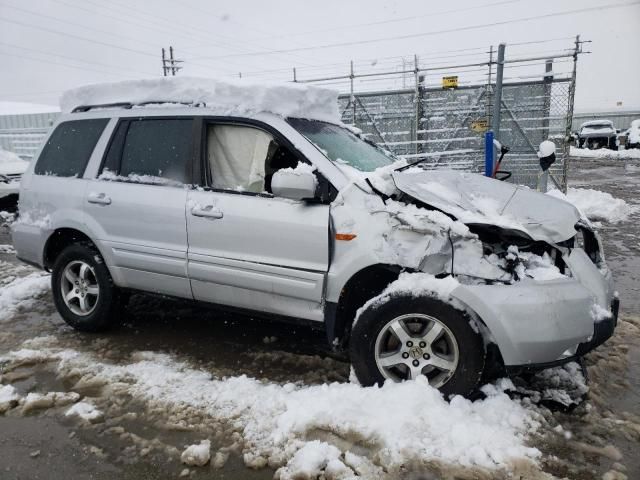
[569,146,640,159]
[3,343,541,477]
[547,187,635,223]
[0,384,20,413]
[515,362,589,409]
[65,401,103,422]
[22,391,80,413]
[181,440,211,466]
[0,273,51,322]
[60,77,339,123]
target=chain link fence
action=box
[315,40,582,191]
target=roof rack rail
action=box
[72,102,133,113]
[71,101,207,113]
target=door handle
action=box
[191,205,223,219]
[87,192,112,205]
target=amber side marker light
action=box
[335,233,357,241]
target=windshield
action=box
[287,118,394,172]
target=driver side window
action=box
[206,124,299,194]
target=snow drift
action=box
[548,187,635,224]
[2,342,541,477]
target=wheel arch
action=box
[326,263,403,350]
[43,227,103,271]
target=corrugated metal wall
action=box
[572,111,640,131]
[0,112,60,160]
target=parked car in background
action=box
[0,147,29,208]
[576,120,618,150]
[625,119,640,149]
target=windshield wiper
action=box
[394,156,430,172]
[365,178,391,204]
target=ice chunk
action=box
[181,440,211,466]
[65,401,103,422]
[0,384,20,413]
[0,273,51,323]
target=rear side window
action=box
[35,119,108,177]
[100,118,193,185]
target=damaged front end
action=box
[366,168,619,369]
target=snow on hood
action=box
[59,77,340,123]
[391,169,581,243]
[0,148,28,176]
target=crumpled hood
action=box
[391,169,581,243]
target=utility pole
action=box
[161,46,183,76]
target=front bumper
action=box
[450,248,616,367]
[505,297,619,374]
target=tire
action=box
[610,138,618,151]
[51,243,122,332]
[350,294,485,398]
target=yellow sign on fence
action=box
[442,75,458,89]
[470,119,489,133]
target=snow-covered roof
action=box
[59,77,340,123]
[579,119,614,128]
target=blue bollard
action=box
[485,131,494,177]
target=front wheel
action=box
[52,243,122,332]
[349,295,485,397]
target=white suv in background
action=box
[0,146,29,207]
[12,79,618,397]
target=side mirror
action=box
[271,168,318,201]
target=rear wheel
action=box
[350,295,485,397]
[52,243,122,332]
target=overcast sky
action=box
[0,0,638,112]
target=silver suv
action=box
[12,100,618,397]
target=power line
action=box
[169,0,320,66]
[48,0,240,75]
[194,0,638,60]
[0,2,162,50]
[219,0,524,46]
[0,48,146,79]
[0,41,156,77]
[0,16,158,59]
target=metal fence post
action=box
[563,35,582,193]
[414,55,421,155]
[486,45,494,125]
[350,60,356,125]
[485,131,494,177]
[542,59,553,141]
[491,43,506,141]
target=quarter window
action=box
[35,119,108,177]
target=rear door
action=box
[83,117,195,298]
[186,119,330,321]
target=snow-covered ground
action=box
[570,146,640,159]
[548,187,636,224]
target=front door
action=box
[84,117,194,298]
[186,120,330,321]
